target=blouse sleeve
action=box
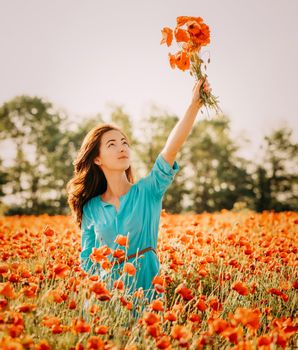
[80,203,98,275]
[143,153,180,199]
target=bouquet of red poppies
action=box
[160,16,222,115]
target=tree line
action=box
[0,95,297,215]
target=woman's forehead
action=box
[102,130,125,142]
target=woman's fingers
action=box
[192,77,211,96]
[193,78,204,91]
[203,79,212,92]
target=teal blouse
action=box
[80,153,180,311]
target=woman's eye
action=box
[108,141,129,147]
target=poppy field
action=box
[0,209,297,349]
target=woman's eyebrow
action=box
[106,137,126,145]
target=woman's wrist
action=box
[189,99,203,110]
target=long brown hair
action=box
[66,123,135,229]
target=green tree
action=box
[1,95,296,215]
[185,115,255,213]
[0,95,69,214]
[255,127,298,211]
[0,158,10,215]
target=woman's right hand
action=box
[191,77,212,107]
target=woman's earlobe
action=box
[94,158,102,166]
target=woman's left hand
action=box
[191,77,212,107]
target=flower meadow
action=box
[0,209,297,349]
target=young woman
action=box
[67,77,210,318]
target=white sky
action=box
[1,0,297,163]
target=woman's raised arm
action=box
[160,77,211,167]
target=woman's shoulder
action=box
[83,196,98,212]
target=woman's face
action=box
[94,130,131,170]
